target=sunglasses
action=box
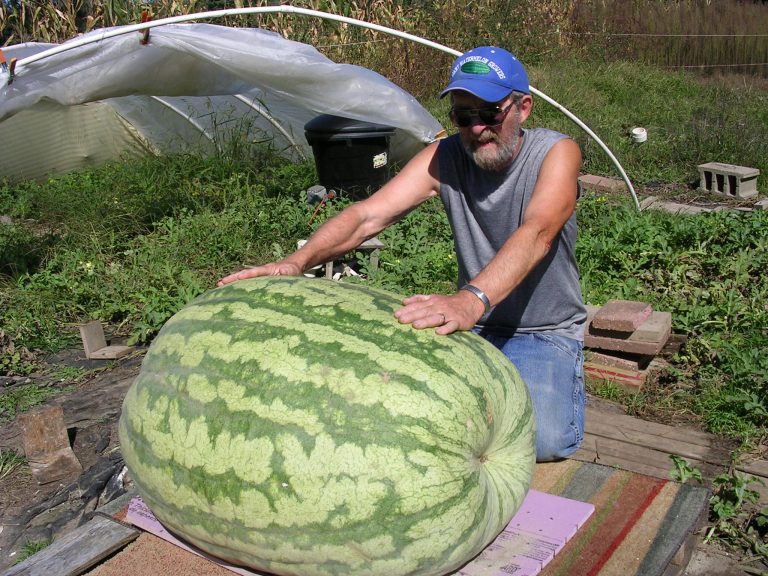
[449,102,515,128]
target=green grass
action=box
[12,540,50,565]
[526,59,768,191]
[0,447,25,480]
[0,383,62,423]
[577,194,768,444]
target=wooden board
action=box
[5,515,139,576]
[575,406,768,503]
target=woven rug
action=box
[532,459,710,576]
[92,459,708,576]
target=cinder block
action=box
[698,162,759,199]
[591,300,652,333]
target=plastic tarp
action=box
[0,23,444,182]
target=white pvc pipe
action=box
[232,94,308,161]
[12,6,640,208]
[149,96,216,145]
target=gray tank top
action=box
[437,128,586,340]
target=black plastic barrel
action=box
[304,115,395,200]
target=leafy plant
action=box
[577,195,768,447]
[705,471,767,566]
[669,454,703,484]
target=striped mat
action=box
[103,459,709,576]
[531,459,710,576]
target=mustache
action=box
[474,131,500,145]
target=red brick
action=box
[587,351,653,371]
[632,311,672,343]
[584,362,646,392]
[592,300,653,333]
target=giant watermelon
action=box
[119,276,535,576]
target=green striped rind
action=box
[118,277,535,576]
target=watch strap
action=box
[460,283,492,314]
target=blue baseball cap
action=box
[440,46,530,102]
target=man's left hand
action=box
[394,291,485,335]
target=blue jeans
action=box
[476,331,585,462]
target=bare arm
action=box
[395,138,582,333]
[217,142,441,286]
[469,138,581,305]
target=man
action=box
[219,46,587,462]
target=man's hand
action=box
[394,291,486,335]
[217,261,302,287]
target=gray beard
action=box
[463,115,522,172]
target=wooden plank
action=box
[574,445,671,479]
[18,406,83,484]
[87,345,133,360]
[585,412,732,465]
[79,321,134,360]
[577,440,768,504]
[79,321,107,359]
[581,407,768,504]
[738,458,768,477]
[575,436,723,481]
[5,515,139,576]
[586,407,721,449]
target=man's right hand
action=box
[217,261,303,287]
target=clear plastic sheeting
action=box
[0,23,443,181]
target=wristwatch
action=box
[460,283,492,314]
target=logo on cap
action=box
[461,61,491,75]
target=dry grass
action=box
[1,1,766,93]
[569,0,768,78]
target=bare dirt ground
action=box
[0,347,143,571]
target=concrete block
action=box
[639,196,659,211]
[592,300,652,333]
[18,406,83,484]
[698,162,759,199]
[578,174,626,195]
[585,330,667,356]
[640,196,717,215]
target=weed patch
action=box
[0,383,60,423]
[0,447,25,480]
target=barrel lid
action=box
[304,114,395,135]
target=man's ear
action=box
[518,95,534,122]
